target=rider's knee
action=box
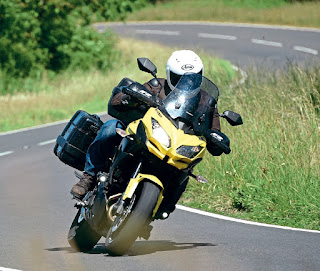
[98,119,125,139]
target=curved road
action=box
[1,22,320,271]
[103,22,319,68]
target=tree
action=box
[0,0,147,81]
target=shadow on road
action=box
[128,240,217,256]
[46,240,217,256]
[46,247,77,253]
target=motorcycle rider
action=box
[71,50,228,212]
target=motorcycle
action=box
[67,58,243,256]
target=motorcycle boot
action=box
[70,172,96,200]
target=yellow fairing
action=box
[122,173,164,217]
[127,108,207,169]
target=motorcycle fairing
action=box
[122,173,164,217]
[126,107,207,170]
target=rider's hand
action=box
[121,94,138,107]
[205,129,231,155]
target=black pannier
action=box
[54,110,103,170]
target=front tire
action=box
[68,209,102,252]
[105,181,160,256]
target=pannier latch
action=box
[90,125,100,134]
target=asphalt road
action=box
[102,22,320,68]
[1,22,320,271]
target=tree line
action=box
[0,0,153,93]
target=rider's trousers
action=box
[84,119,125,176]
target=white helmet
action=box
[166,50,204,91]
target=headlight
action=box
[151,118,171,148]
[176,145,203,158]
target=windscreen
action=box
[163,73,219,125]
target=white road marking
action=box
[293,46,318,55]
[198,33,237,40]
[177,205,320,234]
[251,38,283,47]
[0,151,14,157]
[135,29,180,35]
[37,139,57,146]
[0,112,109,136]
[0,267,22,271]
[0,119,68,136]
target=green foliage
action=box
[0,1,46,78]
[92,0,148,22]
[64,27,119,71]
[0,0,149,94]
[181,62,320,230]
[71,0,149,24]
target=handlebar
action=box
[121,86,160,108]
[207,131,231,154]
[212,138,231,154]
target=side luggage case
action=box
[54,110,103,171]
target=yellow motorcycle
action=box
[67,58,243,256]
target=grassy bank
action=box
[181,63,320,230]
[126,0,320,28]
[0,38,235,132]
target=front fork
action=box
[123,173,164,217]
[111,172,164,219]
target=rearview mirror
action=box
[221,110,243,126]
[137,58,157,77]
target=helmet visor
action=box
[169,71,182,87]
[170,70,203,88]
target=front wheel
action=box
[105,181,160,256]
[68,209,102,252]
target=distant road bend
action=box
[102,21,320,68]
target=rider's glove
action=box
[121,94,139,107]
[205,129,231,156]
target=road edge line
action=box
[176,205,320,233]
[0,112,109,136]
[97,21,320,33]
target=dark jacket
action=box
[108,78,221,131]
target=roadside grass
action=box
[126,0,320,28]
[181,62,320,230]
[0,38,235,132]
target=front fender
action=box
[122,173,164,217]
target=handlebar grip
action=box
[122,86,157,107]
[216,140,231,154]
[208,132,231,154]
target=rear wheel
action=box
[105,181,160,256]
[68,209,101,252]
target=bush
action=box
[0,1,46,77]
[63,27,119,71]
[84,0,148,22]
[0,0,148,94]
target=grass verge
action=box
[0,38,235,132]
[181,62,320,230]
[126,0,320,28]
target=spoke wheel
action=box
[105,182,160,256]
